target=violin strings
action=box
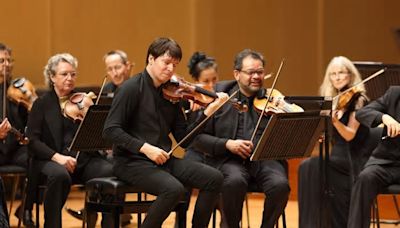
[250,59,285,143]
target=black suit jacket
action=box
[356,86,400,164]
[192,80,269,168]
[27,89,67,160]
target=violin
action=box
[7,77,38,111]
[162,75,248,112]
[253,88,304,115]
[63,75,108,123]
[63,92,96,123]
[335,87,363,110]
[332,68,385,111]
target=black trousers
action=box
[30,153,113,228]
[113,156,223,228]
[347,163,400,228]
[298,157,352,228]
[0,145,28,168]
[181,149,208,210]
[218,159,289,228]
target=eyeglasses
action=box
[329,71,349,79]
[57,71,77,78]
[240,69,265,76]
[0,58,14,65]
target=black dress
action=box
[298,95,369,228]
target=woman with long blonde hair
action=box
[298,56,371,228]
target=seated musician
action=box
[348,85,400,228]
[191,49,290,228]
[103,49,133,96]
[0,43,30,170]
[298,56,370,228]
[184,51,219,165]
[176,51,222,225]
[103,37,227,228]
[65,49,134,226]
[0,43,34,226]
[26,53,114,228]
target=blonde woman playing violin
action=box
[298,56,371,228]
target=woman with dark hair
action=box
[184,51,219,161]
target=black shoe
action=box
[65,207,84,220]
[14,206,34,227]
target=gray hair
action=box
[43,53,78,88]
[103,50,129,64]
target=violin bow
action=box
[332,68,385,101]
[250,59,285,142]
[2,62,6,121]
[168,90,239,156]
[95,75,108,105]
[2,62,7,144]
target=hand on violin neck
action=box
[203,92,229,116]
[189,100,202,112]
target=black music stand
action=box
[250,111,325,161]
[250,109,332,228]
[68,105,112,152]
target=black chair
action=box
[0,165,26,228]
[371,184,400,228]
[84,176,187,228]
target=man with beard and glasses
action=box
[191,49,290,228]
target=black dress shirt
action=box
[103,69,206,161]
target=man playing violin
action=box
[191,49,290,228]
[348,85,400,228]
[26,53,114,228]
[0,43,29,168]
[0,43,35,226]
[103,37,228,228]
